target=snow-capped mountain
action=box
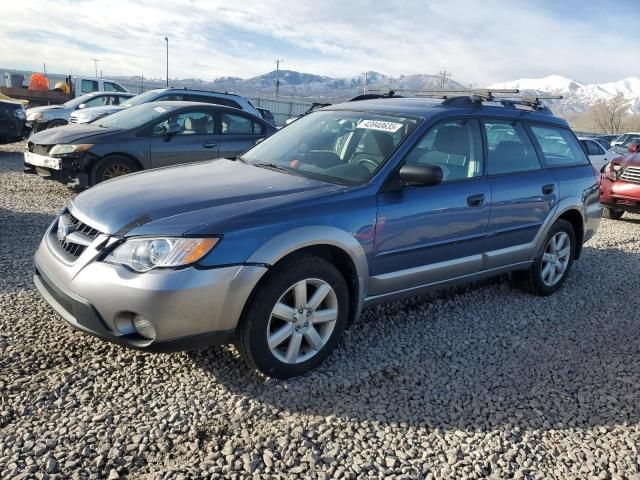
[489,75,640,114]
[206,70,465,100]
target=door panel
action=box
[370,118,490,297]
[217,134,262,159]
[149,135,219,168]
[482,120,557,268]
[371,179,491,296]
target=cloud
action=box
[0,0,638,85]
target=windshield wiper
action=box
[252,162,295,175]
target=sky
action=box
[1,0,638,85]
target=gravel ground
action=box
[1,139,640,479]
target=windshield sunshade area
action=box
[241,110,419,185]
[95,103,178,130]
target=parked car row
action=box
[32,90,607,378]
[24,101,276,186]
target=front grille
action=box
[52,212,101,261]
[620,166,640,184]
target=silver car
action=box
[26,92,134,133]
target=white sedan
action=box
[578,137,616,171]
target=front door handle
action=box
[542,184,555,195]
[467,194,485,207]
[202,143,218,148]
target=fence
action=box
[250,97,314,125]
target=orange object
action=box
[28,73,50,91]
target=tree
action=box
[592,93,630,134]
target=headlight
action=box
[13,108,26,119]
[49,144,95,156]
[104,237,219,272]
[604,162,624,181]
[27,112,43,121]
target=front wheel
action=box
[235,254,349,379]
[518,219,575,296]
[603,208,624,220]
[90,155,139,185]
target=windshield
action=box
[241,110,418,185]
[622,136,640,147]
[62,93,97,109]
[95,103,179,130]
[120,89,163,108]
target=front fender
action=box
[247,225,370,317]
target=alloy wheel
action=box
[103,163,132,180]
[266,278,339,364]
[541,231,571,287]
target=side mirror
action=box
[163,123,181,141]
[628,143,639,153]
[77,103,87,109]
[398,164,443,187]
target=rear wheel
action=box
[90,155,139,185]
[518,219,575,296]
[603,208,624,220]
[235,254,349,379]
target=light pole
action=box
[165,37,169,87]
[362,72,368,94]
[92,58,100,78]
[275,59,284,98]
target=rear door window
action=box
[187,94,241,109]
[586,140,605,156]
[104,82,125,92]
[529,125,589,166]
[482,121,541,175]
[220,112,263,135]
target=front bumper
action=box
[33,218,267,351]
[600,178,640,213]
[24,151,91,187]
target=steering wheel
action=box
[354,157,379,171]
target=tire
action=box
[46,120,67,129]
[235,254,349,379]
[89,155,139,186]
[518,219,576,296]
[603,208,624,220]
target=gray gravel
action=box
[1,139,640,479]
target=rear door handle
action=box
[542,184,555,195]
[202,143,218,148]
[467,194,485,207]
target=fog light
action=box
[133,315,156,340]
[114,313,136,335]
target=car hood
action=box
[29,124,119,145]
[27,104,63,114]
[70,159,343,235]
[614,152,640,167]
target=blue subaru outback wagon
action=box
[34,92,602,378]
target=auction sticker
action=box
[154,106,167,113]
[356,119,403,133]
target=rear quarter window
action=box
[530,125,589,167]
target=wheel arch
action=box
[93,152,144,172]
[246,226,369,325]
[557,208,584,259]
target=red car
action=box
[600,143,640,219]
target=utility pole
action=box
[92,58,100,78]
[438,70,451,90]
[362,72,368,94]
[141,74,144,93]
[43,62,46,75]
[165,37,169,87]
[275,59,284,98]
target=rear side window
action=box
[583,140,604,156]
[404,119,483,182]
[159,94,185,101]
[220,112,263,135]
[104,82,125,92]
[81,79,98,93]
[530,126,589,167]
[483,121,540,175]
